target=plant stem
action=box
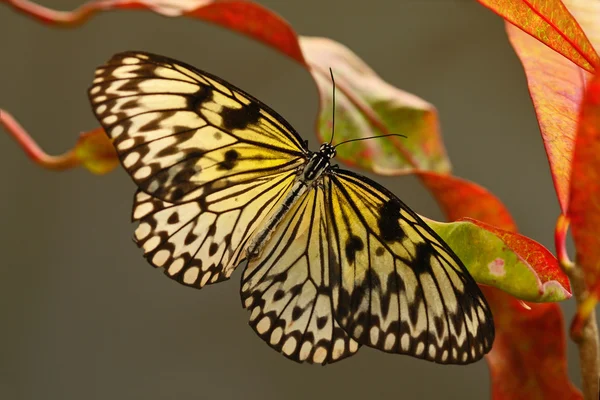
[568,263,600,400]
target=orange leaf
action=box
[477,0,599,73]
[418,171,517,231]
[562,0,600,57]
[74,128,119,175]
[568,73,600,289]
[506,23,591,213]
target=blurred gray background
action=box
[0,0,586,399]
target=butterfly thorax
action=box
[302,143,336,183]
[246,143,336,259]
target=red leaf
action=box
[116,0,307,64]
[568,74,600,289]
[506,23,591,213]
[6,0,305,63]
[476,0,599,73]
[483,287,582,400]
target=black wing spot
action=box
[136,110,177,132]
[186,150,204,159]
[120,98,138,110]
[221,101,261,130]
[167,212,179,225]
[170,188,185,202]
[209,242,219,256]
[184,232,198,246]
[273,289,285,301]
[292,306,303,321]
[191,86,213,111]
[375,247,385,257]
[378,200,406,242]
[207,224,216,236]
[213,131,222,140]
[345,235,364,264]
[218,150,239,170]
[272,271,288,284]
[316,316,328,329]
[413,242,432,275]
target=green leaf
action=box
[300,37,451,174]
[425,217,571,302]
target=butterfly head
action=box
[319,143,336,159]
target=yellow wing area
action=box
[89,51,308,204]
[87,51,309,288]
[241,187,359,364]
[325,170,494,364]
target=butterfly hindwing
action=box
[89,52,310,287]
[131,166,294,286]
[241,187,359,364]
[325,169,494,364]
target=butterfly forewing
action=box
[89,52,309,288]
[89,51,308,204]
[241,187,360,364]
[325,170,494,364]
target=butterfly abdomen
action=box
[246,180,309,258]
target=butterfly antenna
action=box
[333,133,407,149]
[328,68,336,145]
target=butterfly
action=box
[88,51,494,365]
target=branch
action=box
[568,264,600,400]
[556,214,599,399]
